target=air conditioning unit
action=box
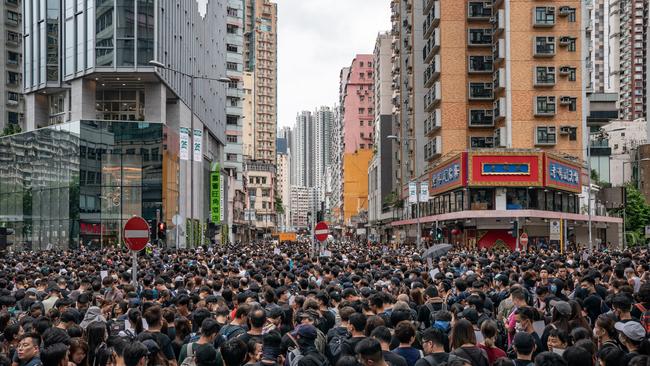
[559,36,573,45]
[494,127,507,147]
[559,66,571,75]
[485,109,494,118]
[559,126,572,135]
[558,6,574,16]
[560,96,573,105]
[548,127,556,134]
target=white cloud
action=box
[277,0,391,128]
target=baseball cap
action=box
[615,321,646,342]
[549,300,572,316]
[293,324,317,340]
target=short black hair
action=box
[370,326,392,344]
[354,338,383,363]
[421,327,446,347]
[41,343,69,366]
[221,338,247,366]
[562,346,592,366]
[123,341,148,366]
[349,313,367,333]
[534,351,567,366]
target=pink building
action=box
[343,55,375,153]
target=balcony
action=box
[469,109,494,127]
[468,55,493,73]
[424,136,442,161]
[422,29,440,63]
[468,1,492,20]
[468,82,493,100]
[424,109,441,135]
[422,1,440,39]
[424,81,441,112]
[468,29,492,47]
[423,55,440,87]
[493,68,505,91]
[494,97,506,121]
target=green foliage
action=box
[2,124,21,136]
[591,169,611,188]
[621,184,650,246]
[275,195,284,215]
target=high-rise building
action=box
[289,185,317,229]
[276,147,290,231]
[0,0,23,130]
[291,111,314,187]
[243,0,277,163]
[586,0,612,93]
[368,32,396,242]
[341,55,374,227]
[386,0,623,249]
[609,0,647,120]
[225,0,246,242]
[314,106,333,201]
[1,0,229,249]
[330,68,348,225]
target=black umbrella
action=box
[422,244,453,259]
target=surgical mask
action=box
[515,322,524,332]
[553,348,565,356]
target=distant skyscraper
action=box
[314,106,333,201]
[291,111,314,187]
[0,0,22,130]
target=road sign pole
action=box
[132,250,137,287]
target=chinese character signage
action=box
[468,152,543,187]
[481,163,530,175]
[210,169,221,224]
[419,182,429,202]
[431,160,462,194]
[193,129,203,162]
[546,157,581,193]
[180,127,190,161]
[408,182,418,204]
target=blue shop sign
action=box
[432,162,461,190]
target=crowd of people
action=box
[0,241,650,366]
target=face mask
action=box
[553,348,565,356]
[593,328,599,338]
[515,322,524,332]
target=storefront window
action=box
[506,189,528,209]
[470,189,493,210]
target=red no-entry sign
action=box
[315,222,329,242]
[123,216,150,251]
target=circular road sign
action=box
[315,222,329,242]
[124,216,150,251]
[520,232,529,246]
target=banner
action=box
[408,182,417,204]
[179,127,190,160]
[193,128,203,162]
[419,182,429,202]
[210,169,221,224]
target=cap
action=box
[512,332,535,351]
[615,321,646,342]
[294,324,317,340]
[549,300,572,316]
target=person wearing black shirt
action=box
[370,326,407,366]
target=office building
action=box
[1,0,23,130]
[314,106,333,202]
[0,0,228,249]
[290,111,314,187]
[586,0,612,93]
[388,0,623,249]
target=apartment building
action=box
[330,69,348,226]
[389,0,623,249]
[291,111,314,187]
[1,0,23,130]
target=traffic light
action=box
[509,220,519,238]
[0,227,15,250]
[435,228,443,241]
[157,222,166,240]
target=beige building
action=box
[243,0,277,164]
[276,151,291,231]
[242,71,255,158]
[244,160,276,238]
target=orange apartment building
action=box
[390,0,623,250]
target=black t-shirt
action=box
[384,351,408,366]
[137,331,176,360]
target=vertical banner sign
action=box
[549,220,561,241]
[220,173,225,224]
[419,182,429,203]
[179,127,190,161]
[193,129,203,162]
[210,170,221,224]
[408,182,418,204]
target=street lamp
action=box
[386,134,423,249]
[149,60,231,248]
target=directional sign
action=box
[315,222,329,242]
[124,216,150,251]
[520,232,529,246]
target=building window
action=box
[6,71,20,85]
[468,29,492,46]
[227,135,238,143]
[6,10,20,23]
[470,136,495,148]
[7,111,19,124]
[227,44,238,53]
[534,7,555,26]
[534,66,556,85]
[469,109,494,127]
[534,96,556,116]
[227,24,238,34]
[6,51,19,65]
[7,92,19,103]
[534,36,556,56]
[536,126,557,145]
[468,55,493,73]
[468,82,493,100]
[227,62,239,71]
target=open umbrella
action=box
[422,244,453,259]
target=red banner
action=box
[468,152,543,187]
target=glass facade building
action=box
[0,120,177,250]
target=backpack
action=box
[636,303,650,333]
[180,343,197,366]
[300,352,330,366]
[422,353,461,366]
[287,348,303,366]
[326,332,347,364]
[220,324,246,340]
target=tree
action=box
[2,124,21,137]
[621,184,650,245]
[275,194,284,215]
[591,169,611,188]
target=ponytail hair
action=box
[480,320,498,348]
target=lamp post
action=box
[387,135,422,249]
[149,60,230,248]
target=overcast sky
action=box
[276,0,391,128]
